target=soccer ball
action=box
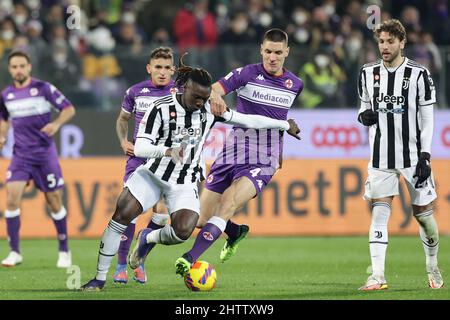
[184,260,217,292]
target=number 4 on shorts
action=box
[250,168,261,177]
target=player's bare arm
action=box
[40,105,76,137]
[209,82,228,116]
[0,119,9,150]
[116,110,135,156]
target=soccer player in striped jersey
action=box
[80,57,300,291]
[174,28,303,276]
[112,47,176,284]
[0,51,76,268]
[357,19,443,290]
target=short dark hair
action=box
[175,52,212,88]
[374,19,407,42]
[149,47,174,61]
[8,50,31,64]
[263,28,288,45]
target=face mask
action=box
[347,38,362,52]
[14,15,27,26]
[259,12,272,27]
[216,4,228,17]
[122,12,135,24]
[293,12,307,25]
[89,27,116,52]
[2,30,15,41]
[0,0,13,12]
[323,4,335,16]
[294,28,309,43]
[54,53,67,65]
[234,20,248,34]
[315,55,330,68]
[25,0,40,10]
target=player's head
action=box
[374,19,406,63]
[146,46,175,86]
[8,50,32,85]
[175,53,212,112]
[260,28,290,76]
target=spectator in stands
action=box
[286,6,311,45]
[42,4,65,41]
[114,12,147,85]
[173,0,218,74]
[42,40,81,93]
[173,0,218,52]
[12,2,30,34]
[26,20,47,57]
[150,28,172,47]
[83,23,123,110]
[0,17,17,59]
[298,48,346,108]
[219,11,256,71]
[401,5,422,33]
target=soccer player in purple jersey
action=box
[175,28,304,275]
[112,47,175,284]
[0,51,76,268]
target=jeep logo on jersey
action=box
[376,92,405,105]
[174,127,202,137]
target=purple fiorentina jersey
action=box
[0,78,72,164]
[121,79,177,181]
[121,79,177,142]
[217,63,303,166]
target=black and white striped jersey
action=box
[358,57,436,169]
[136,94,222,184]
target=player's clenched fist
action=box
[358,109,378,126]
[287,119,301,140]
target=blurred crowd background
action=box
[0,0,449,110]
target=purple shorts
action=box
[7,156,64,192]
[205,162,276,195]
[123,156,147,183]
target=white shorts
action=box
[124,165,200,214]
[363,166,437,206]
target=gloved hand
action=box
[414,152,431,188]
[358,109,378,126]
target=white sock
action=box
[415,210,439,270]
[50,207,67,220]
[146,224,184,245]
[369,202,391,278]
[151,213,170,226]
[96,220,127,281]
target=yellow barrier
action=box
[0,158,449,237]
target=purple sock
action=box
[187,223,223,261]
[224,220,240,240]
[6,216,20,253]
[52,216,69,252]
[117,223,136,265]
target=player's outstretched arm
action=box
[220,109,290,130]
[40,105,76,137]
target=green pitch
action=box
[0,236,449,300]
